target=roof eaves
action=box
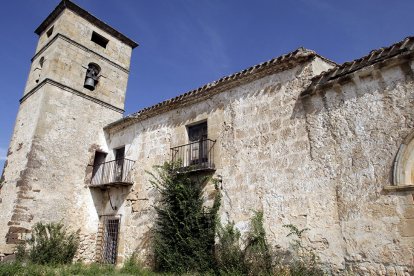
[302,36,414,97]
[105,47,319,131]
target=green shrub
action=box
[0,262,24,276]
[215,211,272,275]
[18,222,79,265]
[281,224,325,276]
[244,211,272,275]
[215,222,247,275]
[148,162,221,274]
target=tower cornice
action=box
[20,78,124,114]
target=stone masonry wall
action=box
[0,90,45,256]
[25,34,130,110]
[36,9,132,69]
[105,55,414,274]
[1,4,133,262]
[0,83,122,262]
[302,60,414,275]
[104,56,343,267]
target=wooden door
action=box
[188,122,207,165]
[114,147,125,182]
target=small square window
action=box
[91,31,109,48]
[46,26,54,38]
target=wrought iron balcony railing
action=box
[90,158,135,187]
[171,139,216,172]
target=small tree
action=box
[17,222,79,265]
[148,162,220,273]
[215,211,272,275]
[244,211,272,275]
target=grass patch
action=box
[0,261,159,276]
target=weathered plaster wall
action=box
[302,60,414,275]
[0,91,45,256]
[0,83,122,261]
[105,56,414,274]
[104,57,345,266]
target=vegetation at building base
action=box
[277,225,325,276]
[149,161,326,275]
[16,222,79,265]
[0,162,326,275]
[215,211,272,275]
[148,161,221,274]
[0,261,158,276]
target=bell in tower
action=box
[0,0,137,261]
[84,63,101,91]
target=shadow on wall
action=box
[89,186,132,218]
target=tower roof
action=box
[34,0,138,49]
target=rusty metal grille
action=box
[100,215,121,264]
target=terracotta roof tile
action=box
[303,36,414,96]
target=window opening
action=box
[91,31,109,48]
[393,132,414,186]
[114,147,125,182]
[91,151,107,185]
[46,26,54,38]
[187,122,208,165]
[84,63,101,91]
[100,215,120,264]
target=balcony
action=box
[90,158,135,188]
[171,139,216,173]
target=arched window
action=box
[393,131,414,187]
[84,63,101,91]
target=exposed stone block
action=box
[399,219,414,237]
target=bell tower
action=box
[0,0,137,260]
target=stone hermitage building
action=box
[0,0,414,274]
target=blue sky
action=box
[1,0,413,172]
